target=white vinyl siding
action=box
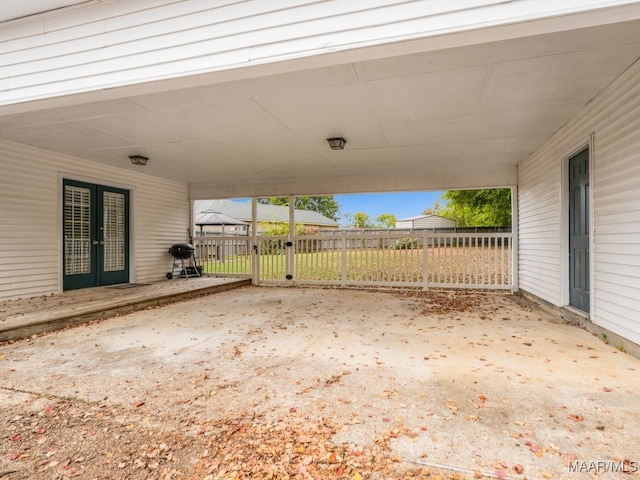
[517,154,562,304]
[0,140,188,301]
[2,0,640,107]
[396,216,456,229]
[518,59,640,345]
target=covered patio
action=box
[1,286,639,478]
[1,2,639,355]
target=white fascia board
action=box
[2,0,640,111]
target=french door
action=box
[63,179,130,290]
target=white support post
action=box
[511,185,519,293]
[341,231,347,287]
[251,197,259,285]
[288,195,295,283]
[423,231,429,290]
[188,199,198,276]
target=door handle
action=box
[92,240,105,246]
[92,240,99,246]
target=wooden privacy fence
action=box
[193,231,513,290]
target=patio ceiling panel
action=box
[478,44,640,109]
[1,17,640,198]
[235,125,388,158]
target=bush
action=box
[393,237,419,250]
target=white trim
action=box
[587,133,595,320]
[511,184,519,293]
[251,197,258,285]
[56,174,64,295]
[3,1,640,110]
[57,172,136,289]
[128,186,137,284]
[561,135,594,315]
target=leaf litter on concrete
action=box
[2,286,639,479]
[1,393,487,479]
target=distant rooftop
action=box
[195,199,339,227]
[396,214,450,222]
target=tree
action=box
[422,201,443,216]
[258,196,341,221]
[259,221,310,254]
[375,213,396,228]
[353,212,372,228]
[440,188,512,227]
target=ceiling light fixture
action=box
[129,155,149,166]
[327,137,347,150]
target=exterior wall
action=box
[0,140,188,301]
[413,216,457,229]
[2,0,640,109]
[396,216,456,229]
[519,59,640,345]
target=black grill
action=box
[166,243,200,279]
[168,243,195,260]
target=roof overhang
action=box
[1,4,640,198]
[0,1,89,23]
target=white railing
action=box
[193,236,252,278]
[426,233,512,289]
[195,232,513,290]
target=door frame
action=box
[561,135,594,316]
[59,175,134,291]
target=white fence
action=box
[194,232,513,290]
[193,236,252,278]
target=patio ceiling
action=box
[1,18,640,197]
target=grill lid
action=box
[168,243,195,259]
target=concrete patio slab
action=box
[0,277,250,342]
[1,286,639,479]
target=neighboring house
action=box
[195,200,339,234]
[195,211,249,236]
[1,1,640,350]
[395,215,456,230]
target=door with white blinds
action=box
[63,179,130,290]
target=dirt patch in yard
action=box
[1,287,639,479]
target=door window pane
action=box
[64,186,91,275]
[103,191,126,272]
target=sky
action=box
[335,191,443,223]
[232,190,445,225]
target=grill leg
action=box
[181,258,189,278]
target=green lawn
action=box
[202,247,511,285]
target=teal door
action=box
[569,148,590,312]
[63,179,130,291]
